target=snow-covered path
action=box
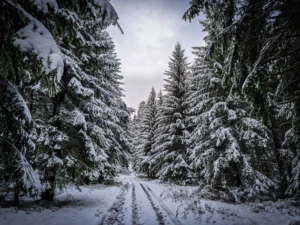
[102,175,300,225]
[1,174,300,225]
[100,175,182,225]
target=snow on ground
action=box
[0,183,120,225]
[139,176,300,225]
[1,174,300,225]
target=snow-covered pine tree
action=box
[148,89,164,178]
[134,88,157,177]
[0,76,41,205]
[0,0,63,203]
[48,11,131,187]
[150,43,193,181]
[156,90,163,107]
[183,0,300,199]
[277,102,300,199]
[132,101,146,172]
[28,0,125,200]
[186,46,278,202]
[0,0,125,201]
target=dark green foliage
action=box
[134,88,157,177]
[150,43,193,181]
[0,0,131,203]
[185,46,278,201]
[184,0,300,199]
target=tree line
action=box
[1,0,299,205]
[133,0,300,202]
[0,0,131,205]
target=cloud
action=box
[122,74,165,108]
[136,15,174,48]
[107,0,205,109]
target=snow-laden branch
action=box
[31,0,58,13]
[0,75,32,124]
[242,34,282,91]
[0,136,41,193]
[93,0,119,25]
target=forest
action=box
[1,0,300,209]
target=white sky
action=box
[107,0,206,110]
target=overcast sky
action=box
[107,0,206,110]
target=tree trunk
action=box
[52,90,65,116]
[13,190,19,206]
[41,188,55,201]
[41,171,56,201]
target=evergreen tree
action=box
[132,101,146,172]
[41,7,131,192]
[0,0,130,202]
[0,76,41,205]
[184,0,300,199]
[134,88,157,177]
[0,0,64,203]
[150,43,193,181]
[278,103,300,199]
[186,46,278,201]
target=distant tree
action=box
[132,101,146,170]
[134,88,157,177]
[150,43,193,181]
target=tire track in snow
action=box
[144,184,183,225]
[130,179,141,225]
[140,183,165,225]
[99,181,129,225]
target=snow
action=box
[32,0,58,13]
[12,4,63,84]
[1,174,299,225]
[18,152,41,193]
[58,8,79,23]
[9,83,32,124]
[68,109,87,128]
[135,176,300,225]
[93,0,119,25]
[0,184,120,225]
[68,77,94,98]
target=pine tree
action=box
[150,43,193,181]
[183,0,300,199]
[186,46,278,201]
[134,88,157,177]
[47,14,131,188]
[0,0,128,202]
[278,103,300,199]
[0,0,63,203]
[0,76,41,205]
[132,101,146,173]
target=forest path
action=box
[99,174,181,225]
[0,174,299,225]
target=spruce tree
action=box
[134,88,157,177]
[183,0,300,199]
[186,46,278,201]
[150,43,193,181]
[132,101,146,173]
[0,0,127,202]
[0,0,63,203]
[46,14,131,188]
